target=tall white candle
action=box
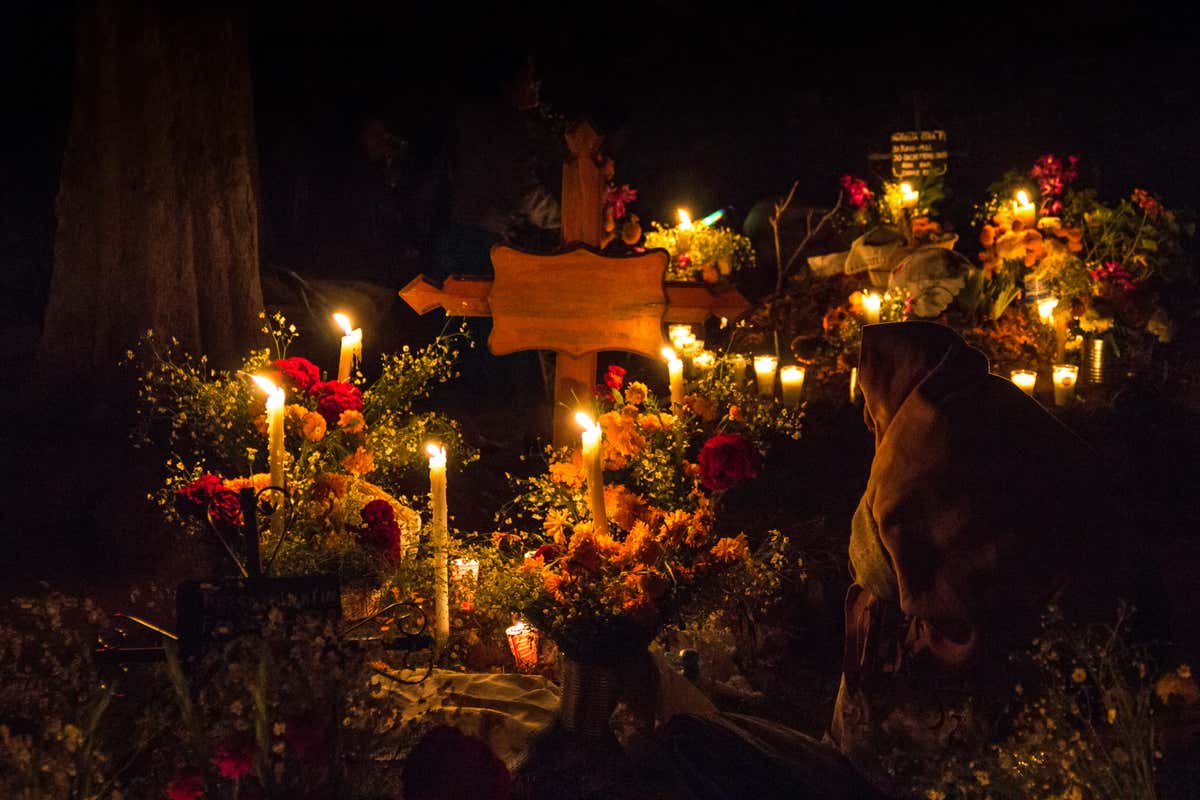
[333,312,363,382]
[426,443,450,648]
[575,412,609,532]
[663,347,685,407]
[780,366,805,407]
[754,355,778,398]
[862,293,882,324]
[252,376,287,537]
[1052,364,1078,407]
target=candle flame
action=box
[333,312,354,336]
[425,442,446,460]
[251,375,277,394]
[662,346,678,361]
[677,208,693,230]
[1016,190,1030,206]
[252,375,284,411]
[575,411,599,433]
[862,292,882,312]
[1037,297,1059,323]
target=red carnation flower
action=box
[166,767,205,800]
[212,736,257,780]
[839,174,873,210]
[272,357,322,394]
[360,499,395,527]
[533,544,561,561]
[604,365,626,390]
[310,380,364,425]
[356,500,402,560]
[176,475,241,531]
[697,433,761,492]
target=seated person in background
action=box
[647,322,1115,799]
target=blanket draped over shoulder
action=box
[833,321,1103,792]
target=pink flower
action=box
[603,184,638,220]
[1090,261,1138,293]
[166,767,205,800]
[1030,154,1079,216]
[212,736,256,780]
[839,174,873,210]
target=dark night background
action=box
[6,1,1200,340]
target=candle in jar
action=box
[780,365,805,407]
[1037,297,1059,325]
[729,354,748,386]
[899,182,919,209]
[426,443,450,648]
[1052,364,1078,407]
[862,292,882,324]
[693,351,715,372]
[668,325,693,348]
[575,412,609,533]
[754,355,778,398]
[333,312,363,382]
[1013,190,1037,228]
[663,347,685,407]
[252,376,287,537]
[506,621,540,673]
[1010,369,1037,396]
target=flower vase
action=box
[557,655,624,739]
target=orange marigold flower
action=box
[224,473,272,493]
[337,409,365,434]
[711,533,750,562]
[285,403,309,424]
[253,413,269,435]
[341,446,375,476]
[599,410,647,457]
[301,411,327,442]
[312,472,349,501]
[624,381,648,405]
[683,394,718,422]
[548,459,584,489]
[543,510,570,544]
[659,510,691,546]
[620,521,664,568]
[634,570,670,601]
[543,572,574,601]
[848,291,864,314]
[604,484,648,532]
[491,531,521,548]
[566,529,605,574]
[728,405,744,422]
[637,412,675,431]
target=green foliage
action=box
[644,221,756,282]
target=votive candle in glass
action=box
[1052,364,1078,407]
[780,365,805,407]
[754,355,778,397]
[862,292,882,324]
[1010,369,1037,396]
[693,351,715,372]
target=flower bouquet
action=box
[130,313,474,592]
[643,212,755,283]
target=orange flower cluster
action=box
[598,407,647,470]
[979,214,1083,274]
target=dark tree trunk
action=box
[42,1,264,376]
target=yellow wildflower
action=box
[543,510,569,544]
[337,409,365,434]
[301,411,327,442]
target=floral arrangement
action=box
[129,313,474,587]
[643,215,756,283]
[485,358,802,660]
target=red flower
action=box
[697,433,761,492]
[1030,154,1079,216]
[602,184,638,220]
[166,767,205,800]
[176,475,241,531]
[356,500,402,559]
[604,365,626,390]
[839,174,873,210]
[272,357,322,394]
[212,736,256,780]
[1132,188,1165,220]
[533,544,561,561]
[361,499,394,527]
[1090,261,1138,293]
[310,380,364,426]
[593,384,614,402]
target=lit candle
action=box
[676,208,693,251]
[668,325,693,348]
[899,182,919,209]
[1037,297,1059,325]
[693,351,715,372]
[451,558,480,611]
[849,366,860,403]
[780,365,805,407]
[252,376,287,537]
[1052,364,1078,407]
[754,355,778,398]
[1010,369,1037,396]
[862,292,882,324]
[677,208,693,230]
[1013,190,1037,228]
[426,443,450,648]
[333,312,363,383]
[575,412,609,532]
[730,354,748,386]
[663,347,685,407]
[506,621,540,673]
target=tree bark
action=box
[42,1,264,376]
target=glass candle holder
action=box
[728,354,748,386]
[862,293,882,324]
[1010,369,1037,396]
[780,365,805,407]
[506,621,541,673]
[1052,364,1078,407]
[753,355,778,397]
[693,351,715,372]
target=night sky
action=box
[7,1,1200,324]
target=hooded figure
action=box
[832,321,1105,792]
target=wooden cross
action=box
[400,122,750,446]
